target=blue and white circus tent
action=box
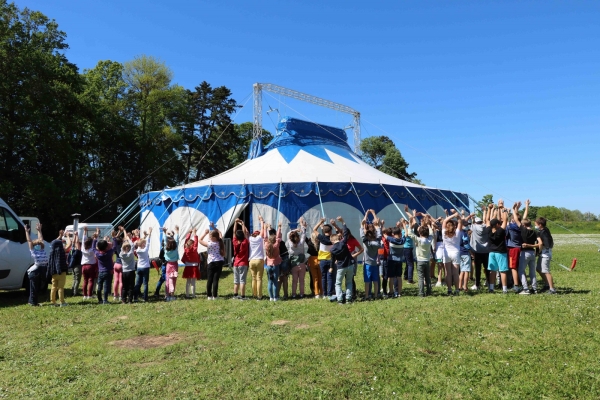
[139,117,469,257]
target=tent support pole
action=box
[315,180,325,218]
[111,195,140,227]
[404,186,428,214]
[276,181,283,226]
[350,180,366,214]
[379,183,408,220]
[436,189,461,212]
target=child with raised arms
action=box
[199,223,225,300]
[182,227,200,299]
[162,226,180,301]
[361,209,383,300]
[232,219,250,300]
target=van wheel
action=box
[22,273,30,297]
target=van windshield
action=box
[0,208,20,241]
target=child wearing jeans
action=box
[120,231,136,303]
[199,223,226,300]
[406,215,436,297]
[162,226,180,301]
[459,224,472,292]
[361,209,383,300]
[264,222,282,301]
[133,228,152,302]
[93,228,117,304]
[232,219,250,299]
[182,228,200,298]
[25,223,48,306]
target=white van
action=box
[0,199,41,290]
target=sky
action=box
[17,0,600,213]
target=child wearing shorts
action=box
[485,204,509,293]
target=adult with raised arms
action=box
[25,223,48,306]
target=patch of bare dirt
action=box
[296,324,310,329]
[110,334,183,349]
[271,320,290,326]
[110,315,129,323]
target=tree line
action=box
[0,2,273,233]
[0,1,418,235]
[476,195,598,223]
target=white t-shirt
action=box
[81,236,97,265]
[207,240,224,263]
[442,228,461,255]
[136,245,150,269]
[249,235,264,260]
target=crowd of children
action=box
[22,199,557,307]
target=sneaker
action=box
[329,296,337,302]
[269,298,274,302]
[393,292,399,298]
[408,280,415,284]
[273,298,279,302]
[502,290,509,294]
[435,282,442,287]
[519,289,531,295]
[547,289,557,295]
[337,301,344,305]
[470,284,479,291]
[447,289,453,296]
[102,301,109,305]
[513,286,521,294]
[171,296,177,301]
[454,290,460,296]
[488,289,494,294]
[59,303,68,307]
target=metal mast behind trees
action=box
[252,83,361,155]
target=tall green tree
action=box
[78,60,138,220]
[229,122,273,167]
[123,55,186,191]
[359,136,419,183]
[178,82,238,182]
[0,1,84,232]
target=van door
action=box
[0,207,30,290]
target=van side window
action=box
[0,208,20,241]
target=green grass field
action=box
[1,234,599,399]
